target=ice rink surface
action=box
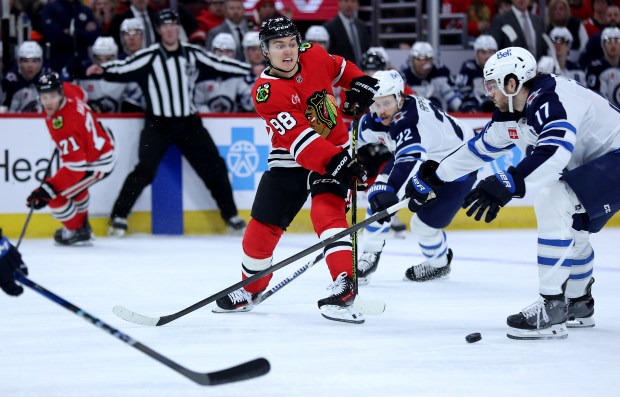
[1,229,619,397]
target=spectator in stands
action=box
[118,18,145,59]
[196,0,226,36]
[2,41,45,112]
[442,0,495,38]
[64,37,144,113]
[488,0,546,59]
[93,0,118,35]
[195,32,253,113]
[401,41,462,112]
[586,26,620,107]
[569,0,593,21]
[305,25,330,50]
[456,35,497,113]
[583,0,611,37]
[242,31,266,79]
[580,3,620,67]
[41,0,100,73]
[248,0,278,31]
[206,0,250,62]
[109,0,160,49]
[546,0,588,54]
[149,0,207,45]
[494,0,512,15]
[549,26,587,82]
[324,0,370,67]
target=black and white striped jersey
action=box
[101,43,250,117]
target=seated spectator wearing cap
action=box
[586,26,620,107]
[194,32,253,113]
[455,35,497,113]
[401,41,461,111]
[242,31,266,80]
[118,17,145,59]
[2,41,46,112]
[63,37,145,113]
[546,0,588,55]
[93,0,118,35]
[549,27,586,82]
[580,3,620,67]
[305,25,330,50]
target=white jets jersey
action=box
[359,95,474,188]
[8,83,40,112]
[194,75,253,113]
[75,78,145,113]
[437,74,620,191]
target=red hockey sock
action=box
[242,219,284,293]
[63,211,87,231]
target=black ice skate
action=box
[318,272,364,324]
[506,295,568,340]
[356,243,384,286]
[404,249,453,282]
[212,287,261,313]
[54,224,93,246]
[225,216,247,236]
[567,278,595,328]
[108,217,128,237]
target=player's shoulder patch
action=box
[52,116,64,130]
[299,42,313,52]
[255,82,271,103]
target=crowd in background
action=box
[2,0,620,115]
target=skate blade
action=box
[54,239,94,247]
[320,305,365,324]
[567,317,595,328]
[107,228,126,238]
[506,323,568,340]
[402,274,450,282]
[212,305,254,314]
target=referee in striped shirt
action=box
[87,9,250,236]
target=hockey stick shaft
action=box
[351,109,360,293]
[14,272,270,385]
[253,253,324,305]
[115,199,408,326]
[17,149,58,249]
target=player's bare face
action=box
[39,92,63,116]
[604,38,620,60]
[245,46,264,66]
[412,57,432,78]
[371,95,399,126]
[214,48,235,59]
[19,58,42,81]
[122,30,143,54]
[267,36,299,77]
[484,80,509,111]
[475,49,495,67]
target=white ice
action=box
[1,229,619,397]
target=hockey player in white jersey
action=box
[407,46,620,340]
[586,27,620,108]
[547,27,586,83]
[356,70,476,285]
[2,41,45,112]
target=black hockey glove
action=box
[26,182,57,210]
[462,167,525,223]
[325,150,368,189]
[367,182,398,224]
[405,160,444,212]
[343,75,379,116]
[0,235,28,296]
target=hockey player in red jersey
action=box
[214,16,378,323]
[26,73,116,245]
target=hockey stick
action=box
[17,149,58,249]
[113,199,409,326]
[351,108,360,293]
[13,271,270,386]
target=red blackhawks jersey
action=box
[45,97,116,173]
[252,43,364,173]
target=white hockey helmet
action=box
[305,25,329,47]
[410,41,434,59]
[92,37,119,57]
[373,69,405,104]
[549,26,573,46]
[473,35,498,51]
[483,47,537,112]
[121,17,145,34]
[18,41,43,59]
[242,31,260,48]
[212,32,236,51]
[601,26,620,46]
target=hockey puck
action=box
[465,333,482,343]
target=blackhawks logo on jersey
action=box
[299,42,312,52]
[52,116,64,130]
[304,90,338,138]
[256,83,271,103]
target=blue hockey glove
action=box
[0,235,28,296]
[463,167,525,223]
[343,75,379,116]
[405,160,444,212]
[26,182,57,210]
[367,182,398,223]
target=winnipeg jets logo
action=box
[392,111,407,124]
[526,88,541,107]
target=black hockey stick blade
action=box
[113,199,409,326]
[15,272,270,386]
